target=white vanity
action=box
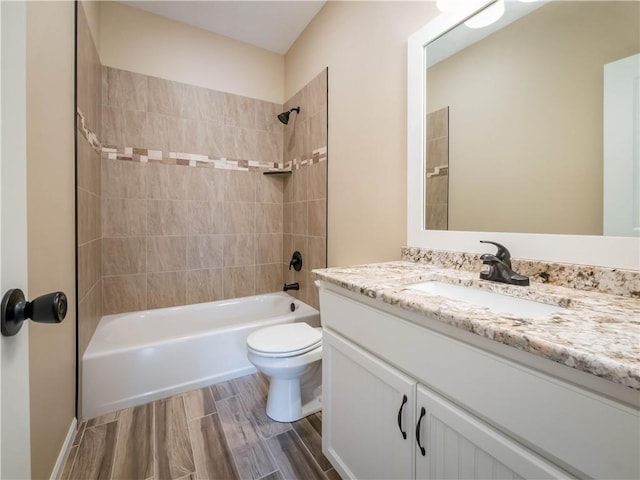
[314,260,639,480]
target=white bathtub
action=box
[82,292,320,419]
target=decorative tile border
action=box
[401,247,640,298]
[77,108,326,173]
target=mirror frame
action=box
[407,1,639,270]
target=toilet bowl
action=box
[246,322,322,422]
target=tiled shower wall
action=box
[78,11,327,333]
[77,2,103,358]
[99,67,289,314]
[282,70,328,309]
[425,107,449,230]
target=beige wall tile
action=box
[223,202,255,234]
[147,200,188,235]
[291,201,308,236]
[195,88,225,122]
[121,109,147,148]
[78,281,102,357]
[145,113,170,152]
[188,202,223,235]
[307,236,327,271]
[255,203,282,234]
[307,161,327,201]
[225,94,256,129]
[146,163,188,200]
[103,274,147,314]
[426,175,448,206]
[103,66,148,112]
[102,105,123,147]
[307,199,326,238]
[102,159,146,199]
[255,174,283,204]
[196,121,224,159]
[255,130,283,164]
[102,198,147,236]
[223,266,255,299]
[223,126,257,161]
[179,83,200,120]
[78,239,101,300]
[147,236,188,272]
[426,106,448,140]
[188,167,225,202]
[78,189,101,245]
[255,100,284,134]
[256,234,283,265]
[187,235,224,269]
[148,76,182,117]
[426,137,448,170]
[255,264,282,295]
[170,117,199,153]
[147,271,186,309]
[282,203,293,234]
[103,237,146,275]
[291,167,308,202]
[186,268,223,304]
[223,234,255,267]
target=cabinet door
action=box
[415,385,570,479]
[323,329,416,480]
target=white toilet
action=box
[246,322,322,422]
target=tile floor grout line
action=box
[214,399,245,480]
[290,418,330,478]
[108,417,122,480]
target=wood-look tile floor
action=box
[62,373,341,480]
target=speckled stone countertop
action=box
[312,261,640,391]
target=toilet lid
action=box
[247,323,322,356]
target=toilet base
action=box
[265,361,322,422]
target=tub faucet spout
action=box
[283,283,299,291]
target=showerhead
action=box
[277,107,300,125]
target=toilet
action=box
[246,322,322,422]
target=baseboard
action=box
[50,417,77,480]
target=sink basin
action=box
[406,281,564,319]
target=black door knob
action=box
[1,288,67,337]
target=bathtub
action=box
[82,292,320,420]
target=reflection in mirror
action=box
[424,1,639,237]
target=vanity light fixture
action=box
[464,0,505,28]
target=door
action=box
[603,53,640,236]
[415,385,569,479]
[0,2,31,479]
[323,329,415,480]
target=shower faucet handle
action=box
[289,251,302,271]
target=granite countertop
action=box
[312,261,640,391]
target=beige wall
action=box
[427,1,639,235]
[26,1,76,478]
[285,2,438,266]
[82,0,101,51]
[99,1,284,104]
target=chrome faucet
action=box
[479,241,529,286]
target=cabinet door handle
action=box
[397,394,408,439]
[416,406,426,456]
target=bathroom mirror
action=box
[407,0,640,269]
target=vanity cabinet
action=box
[320,286,640,480]
[323,330,415,479]
[324,329,567,479]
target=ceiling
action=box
[120,1,326,55]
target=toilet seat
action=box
[247,323,322,358]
